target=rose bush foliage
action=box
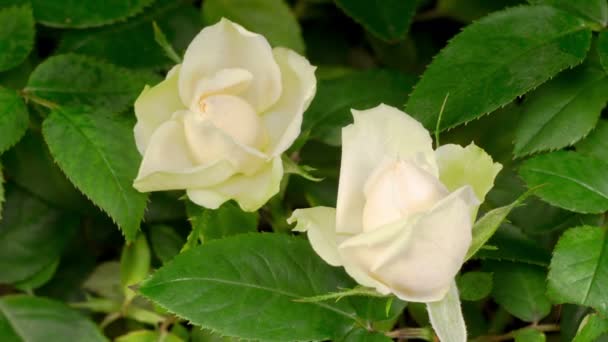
[1,1,608,342]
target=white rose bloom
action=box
[288,104,501,342]
[132,18,316,211]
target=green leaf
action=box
[514,328,546,342]
[335,0,417,41]
[547,226,608,316]
[202,0,304,54]
[153,22,181,64]
[139,233,367,341]
[13,259,59,292]
[406,5,592,131]
[466,190,532,260]
[0,5,34,72]
[0,186,78,284]
[0,87,27,154]
[576,119,608,161]
[0,295,107,342]
[338,328,394,342]
[58,0,200,69]
[115,330,183,342]
[302,69,416,146]
[30,0,154,28]
[513,64,608,157]
[186,201,257,244]
[529,0,608,27]
[282,156,323,182]
[599,31,608,73]
[519,151,608,213]
[0,165,4,219]
[457,272,493,301]
[42,106,148,241]
[149,224,184,264]
[490,262,552,322]
[25,54,159,113]
[573,313,608,342]
[436,0,523,22]
[474,224,552,267]
[83,261,122,301]
[120,234,151,301]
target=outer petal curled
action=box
[435,143,502,203]
[339,186,478,302]
[288,207,342,267]
[336,104,437,235]
[262,47,316,156]
[179,18,282,112]
[186,157,283,212]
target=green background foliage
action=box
[1,0,607,341]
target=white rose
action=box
[288,104,501,341]
[132,18,316,211]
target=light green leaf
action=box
[0,5,34,72]
[599,31,608,73]
[529,0,608,27]
[282,155,323,182]
[0,165,3,219]
[120,234,151,301]
[573,313,608,342]
[42,106,148,241]
[202,0,304,53]
[139,233,367,341]
[576,119,608,161]
[302,69,416,146]
[490,262,552,322]
[514,328,546,342]
[427,282,466,342]
[335,0,417,41]
[115,330,183,342]
[25,54,159,113]
[406,5,591,131]
[83,261,122,301]
[0,186,78,284]
[58,0,199,69]
[457,272,492,301]
[191,329,238,342]
[0,295,107,342]
[514,64,608,157]
[519,151,608,213]
[149,225,184,264]
[30,0,154,28]
[186,200,257,244]
[0,87,28,154]
[547,226,608,316]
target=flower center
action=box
[361,160,448,232]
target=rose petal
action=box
[186,157,283,211]
[262,47,316,156]
[288,207,342,267]
[133,116,236,192]
[336,104,436,235]
[133,65,186,154]
[339,186,478,302]
[435,143,502,203]
[179,18,282,113]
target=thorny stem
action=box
[475,324,560,341]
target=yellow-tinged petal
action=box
[179,18,281,113]
[187,157,283,211]
[336,104,436,235]
[262,47,316,156]
[288,207,342,267]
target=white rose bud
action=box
[288,104,502,342]
[132,18,316,211]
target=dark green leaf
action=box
[186,201,258,243]
[437,0,524,22]
[599,31,608,73]
[547,226,608,316]
[514,328,546,342]
[0,186,77,284]
[202,0,304,53]
[302,69,416,146]
[0,165,4,219]
[120,234,151,292]
[0,295,107,342]
[338,328,394,342]
[0,5,34,72]
[25,54,159,113]
[42,106,148,241]
[457,272,493,301]
[58,0,200,69]
[573,313,608,342]
[490,262,552,322]
[529,0,608,27]
[13,259,59,292]
[335,0,416,41]
[474,224,552,266]
[519,151,608,213]
[406,5,591,131]
[513,65,608,157]
[30,0,154,28]
[139,233,367,341]
[0,87,27,154]
[149,225,184,263]
[576,119,608,162]
[153,22,181,64]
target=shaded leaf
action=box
[457,272,492,301]
[335,0,417,41]
[573,313,608,342]
[149,225,184,264]
[599,31,608,73]
[186,201,257,244]
[0,5,34,72]
[576,119,608,162]
[0,87,28,154]
[514,328,546,342]
[13,259,59,292]
[529,0,608,26]
[474,224,552,267]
